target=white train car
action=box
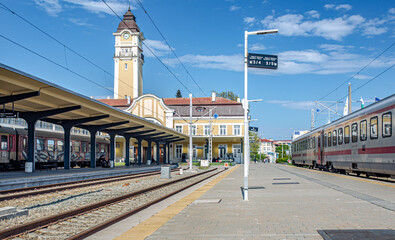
[292,94,394,178]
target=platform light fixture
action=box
[243,29,278,201]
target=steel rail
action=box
[0,168,218,239]
[0,168,180,201]
[68,168,226,240]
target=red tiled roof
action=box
[260,139,274,142]
[164,97,240,106]
[97,99,131,107]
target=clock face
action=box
[123,33,130,40]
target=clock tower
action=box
[113,8,144,99]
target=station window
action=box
[204,125,210,135]
[328,132,332,147]
[332,130,337,146]
[338,128,343,145]
[370,116,378,139]
[47,139,55,152]
[382,112,392,138]
[219,125,226,135]
[191,125,197,135]
[57,141,64,151]
[351,123,358,142]
[344,126,350,144]
[37,138,45,151]
[233,125,241,135]
[125,63,128,70]
[175,125,182,133]
[360,120,367,141]
[1,135,8,150]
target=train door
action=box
[319,131,324,165]
[0,134,9,164]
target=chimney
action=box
[211,92,216,102]
[127,96,131,105]
[237,97,240,103]
[107,96,111,99]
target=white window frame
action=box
[233,125,240,135]
[204,125,210,136]
[175,144,183,159]
[191,125,197,135]
[175,125,182,133]
[219,125,226,136]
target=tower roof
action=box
[116,8,140,33]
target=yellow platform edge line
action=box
[286,164,395,188]
[114,165,240,240]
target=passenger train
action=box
[0,125,110,171]
[292,94,395,178]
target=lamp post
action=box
[243,29,278,201]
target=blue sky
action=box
[0,0,394,140]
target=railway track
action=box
[0,168,180,201]
[0,167,224,239]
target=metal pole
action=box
[189,93,193,171]
[348,83,352,114]
[243,31,249,201]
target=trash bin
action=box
[25,162,33,173]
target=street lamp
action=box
[243,29,278,201]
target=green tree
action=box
[175,89,182,98]
[249,131,260,157]
[215,91,238,101]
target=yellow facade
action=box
[117,59,134,98]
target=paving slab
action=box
[141,163,395,240]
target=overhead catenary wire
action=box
[318,41,395,101]
[0,2,192,124]
[135,0,208,97]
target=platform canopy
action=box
[0,63,187,141]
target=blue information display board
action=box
[247,53,278,69]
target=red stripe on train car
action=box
[324,149,352,156]
[358,146,395,154]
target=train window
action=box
[344,126,350,144]
[382,112,392,138]
[338,128,343,145]
[22,138,27,150]
[47,139,55,151]
[324,133,327,147]
[360,120,367,141]
[328,132,332,147]
[74,141,80,152]
[37,138,45,151]
[370,116,378,139]
[96,143,100,153]
[351,123,358,142]
[313,137,316,148]
[57,141,64,151]
[1,135,8,150]
[332,130,337,146]
[81,142,88,152]
[101,144,105,153]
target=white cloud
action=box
[34,0,133,16]
[267,100,316,110]
[68,18,93,26]
[324,4,352,11]
[353,74,371,80]
[305,10,320,19]
[250,43,266,51]
[63,0,129,15]
[261,14,365,40]
[144,39,172,58]
[319,44,352,51]
[244,17,256,25]
[178,54,243,72]
[362,18,387,35]
[34,0,62,16]
[230,5,241,11]
[279,50,328,63]
[389,8,395,14]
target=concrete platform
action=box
[0,165,177,191]
[93,163,395,240]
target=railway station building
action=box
[98,8,245,164]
